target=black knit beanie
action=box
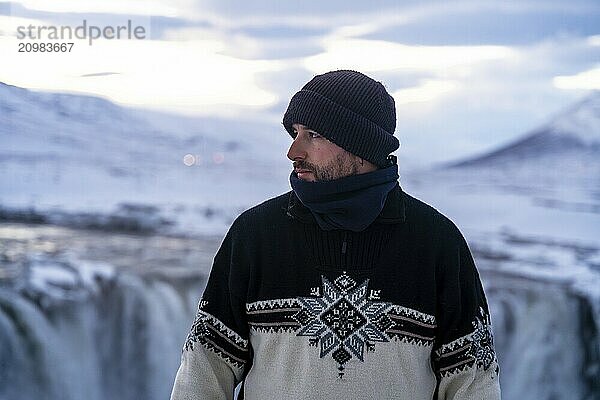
[282,70,399,168]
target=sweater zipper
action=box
[341,231,348,255]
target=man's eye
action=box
[309,131,322,138]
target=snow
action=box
[25,252,116,303]
[74,259,116,291]
[29,258,78,294]
[1,83,600,400]
[0,81,292,235]
[550,90,600,146]
[1,80,598,241]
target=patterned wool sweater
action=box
[170,183,501,400]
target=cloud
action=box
[391,80,460,105]
[588,35,600,46]
[0,14,45,37]
[10,0,189,17]
[80,72,120,77]
[1,32,284,116]
[380,32,599,164]
[553,66,600,90]
[3,0,599,163]
[303,37,515,73]
[161,25,323,60]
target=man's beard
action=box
[296,153,361,181]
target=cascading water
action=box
[0,226,212,400]
[1,223,599,400]
[486,272,599,400]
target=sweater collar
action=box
[285,181,406,225]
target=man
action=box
[170,70,501,399]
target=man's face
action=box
[287,123,361,182]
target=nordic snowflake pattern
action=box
[292,272,393,378]
[469,307,496,371]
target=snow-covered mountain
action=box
[400,91,600,245]
[452,91,600,164]
[0,82,291,234]
[439,90,600,189]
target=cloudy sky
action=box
[1,0,599,166]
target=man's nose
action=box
[287,135,306,161]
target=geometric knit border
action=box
[434,333,471,358]
[246,298,301,313]
[184,307,249,370]
[388,304,437,326]
[246,300,436,331]
[434,307,498,378]
[247,298,303,333]
[200,311,249,348]
[245,272,439,378]
[385,309,437,346]
[246,301,437,344]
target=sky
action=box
[1,0,599,166]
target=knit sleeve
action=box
[170,216,252,400]
[432,216,501,400]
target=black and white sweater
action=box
[170,183,501,400]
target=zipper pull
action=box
[341,231,347,254]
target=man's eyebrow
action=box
[291,125,320,135]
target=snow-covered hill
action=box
[453,91,600,163]
[0,82,291,234]
[439,90,600,189]
[400,90,600,245]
